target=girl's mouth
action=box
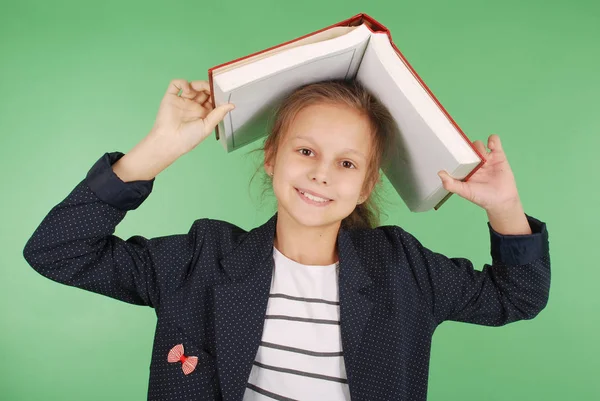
[295,188,333,206]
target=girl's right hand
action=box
[149,79,235,157]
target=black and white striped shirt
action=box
[243,247,350,401]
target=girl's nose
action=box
[309,164,331,184]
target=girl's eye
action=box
[342,161,356,169]
[298,148,356,169]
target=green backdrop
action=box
[2,0,597,400]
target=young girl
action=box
[23,78,550,401]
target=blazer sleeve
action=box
[22,152,205,309]
[392,215,550,327]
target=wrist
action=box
[486,199,532,235]
[485,197,522,216]
[112,135,180,182]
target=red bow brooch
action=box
[167,344,198,375]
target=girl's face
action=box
[266,102,374,229]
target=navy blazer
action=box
[23,152,551,401]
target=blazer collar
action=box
[214,212,373,400]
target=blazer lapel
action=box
[213,213,277,401]
[213,213,374,400]
[336,228,374,387]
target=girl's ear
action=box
[263,146,275,172]
[263,161,274,176]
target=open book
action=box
[208,13,485,212]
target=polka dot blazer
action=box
[23,152,551,401]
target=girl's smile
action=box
[295,187,334,206]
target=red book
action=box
[208,13,485,212]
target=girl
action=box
[23,78,550,401]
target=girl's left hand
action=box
[438,134,521,212]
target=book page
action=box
[356,34,480,212]
[219,48,364,151]
[370,34,478,163]
[214,24,372,92]
[214,25,373,152]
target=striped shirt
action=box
[242,246,351,401]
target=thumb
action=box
[203,103,235,135]
[438,170,463,195]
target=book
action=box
[208,13,485,212]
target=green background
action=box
[1,0,597,399]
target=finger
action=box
[194,91,210,104]
[166,79,192,96]
[179,81,197,100]
[488,134,502,152]
[190,80,210,92]
[202,101,214,113]
[472,140,488,158]
[202,103,235,135]
[438,170,465,197]
[190,81,212,104]
[196,101,214,117]
[438,170,456,191]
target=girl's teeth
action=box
[301,191,328,202]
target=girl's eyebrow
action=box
[293,135,366,159]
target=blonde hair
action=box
[249,79,398,230]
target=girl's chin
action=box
[285,204,352,227]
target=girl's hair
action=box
[249,78,399,230]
